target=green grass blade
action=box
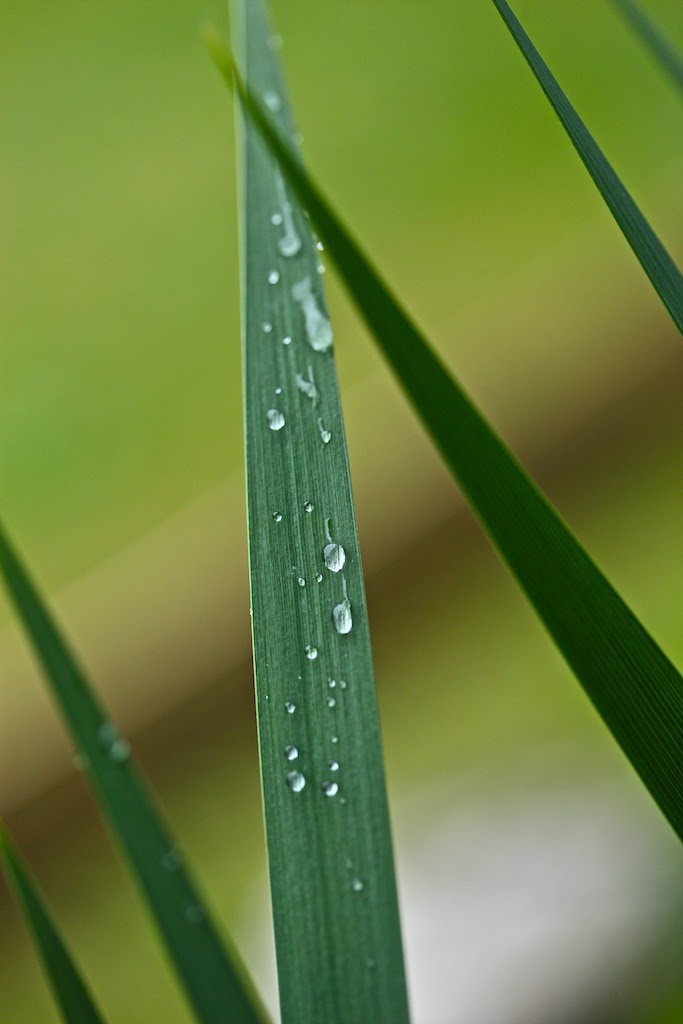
[487,0,683,335]
[208,2,411,1022]
[206,43,683,842]
[0,526,267,1024]
[613,0,683,95]
[1,825,106,1024]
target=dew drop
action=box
[339,679,348,690]
[110,738,131,763]
[286,770,306,792]
[304,644,318,660]
[351,878,364,893]
[274,386,282,395]
[284,745,298,761]
[319,422,332,444]
[268,270,280,285]
[271,212,283,226]
[315,572,323,583]
[332,598,353,635]
[285,701,296,714]
[367,958,376,970]
[303,500,314,513]
[327,696,336,708]
[272,512,283,523]
[98,722,130,763]
[295,368,318,402]
[263,90,282,112]
[275,172,302,257]
[297,576,306,587]
[317,261,326,275]
[328,678,336,688]
[316,240,324,252]
[267,408,285,431]
[282,335,292,346]
[329,760,339,772]
[292,276,333,352]
[322,781,339,797]
[323,542,346,573]
[331,735,339,744]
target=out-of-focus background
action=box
[2,0,682,1020]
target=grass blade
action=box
[0,527,267,1024]
[613,0,683,95]
[1,825,106,1024]
[206,41,683,842]
[210,2,411,1022]
[488,0,683,334]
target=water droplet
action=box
[327,696,336,708]
[329,760,339,772]
[275,171,302,257]
[271,212,283,226]
[282,335,292,346]
[305,644,318,660]
[162,847,182,872]
[292,276,333,352]
[339,679,347,690]
[263,90,282,112]
[331,735,339,744]
[317,261,326,275]
[323,542,346,573]
[268,270,280,285]
[333,599,352,635]
[110,738,131,763]
[284,745,299,761]
[98,722,130,763]
[274,386,282,395]
[328,678,336,688]
[351,878,364,893]
[322,781,339,797]
[286,770,306,792]
[185,904,203,924]
[262,321,273,333]
[272,512,283,523]
[297,576,306,587]
[318,419,332,444]
[267,408,285,431]
[316,240,324,252]
[303,500,314,513]
[366,958,376,970]
[295,367,318,402]
[315,572,323,583]
[285,701,296,714]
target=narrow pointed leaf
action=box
[207,41,683,841]
[613,0,683,95]
[0,527,267,1024]
[487,0,683,334]
[206,3,411,1023]
[1,826,106,1024]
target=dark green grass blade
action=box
[206,2,411,1023]
[1,826,106,1024]
[0,527,267,1024]
[206,42,683,842]
[488,0,683,334]
[613,0,683,95]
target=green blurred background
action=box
[2,0,682,1020]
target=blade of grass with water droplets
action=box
[0,527,267,1024]
[0,825,106,1024]
[487,0,682,334]
[613,0,683,95]
[210,3,410,1022]
[206,46,683,841]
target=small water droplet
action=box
[284,745,299,761]
[282,335,292,346]
[327,696,336,708]
[295,368,318,402]
[366,958,376,970]
[262,321,273,333]
[322,781,339,797]
[316,240,324,252]
[297,576,306,587]
[317,262,326,275]
[267,408,285,431]
[274,386,282,395]
[272,512,283,523]
[286,770,306,792]
[110,738,131,763]
[303,500,314,513]
[275,172,302,257]
[98,722,130,763]
[271,212,283,226]
[339,679,347,690]
[328,678,336,688]
[331,735,339,744]
[292,276,333,352]
[315,572,323,583]
[332,599,352,635]
[318,421,332,444]
[285,701,296,714]
[268,270,280,285]
[185,904,203,924]
[305,644,318,660]
[323,542,346,573]
[329,760,339,772]
[351,878,364,893]
[263,90,282,112]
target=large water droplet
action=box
[268,270,280,285]
[322,781,339,797]
[284,745,299,761]
[295,368,318,402]
[292,277,333,352]
[286,770,306,792]
[332,599,352,635]
[304,644,318,660]
[263,90,282,112]
[285,701,296,714]
[351,878,364,893]
[323,542,345,573]
[303,500,314,513]
[267,409,285,431]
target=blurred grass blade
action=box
[209,2,411,1022]
[613,0,683,95]
[0,527,267,1024]
[207,43,683,842]
[488,0,683,334]
[1,825,106,1024]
